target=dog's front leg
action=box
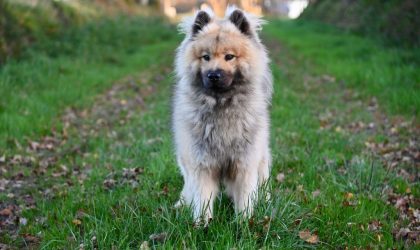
[228,166,259,218]
[187,168,219,224]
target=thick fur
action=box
[173,7,273,222]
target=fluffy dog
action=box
[173,7,273,222]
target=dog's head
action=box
[176,7,268,96]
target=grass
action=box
[1,17,418,248]
[0,16,177,148]
[265,20,420,118]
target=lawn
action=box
[0,16,418,249]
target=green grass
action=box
[265,20,420,118]
[1,18,418,248]
[0,16,177,148]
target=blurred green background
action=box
[1,0,419,64]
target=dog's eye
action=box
[225,54,235,61]
[202,55,210,61]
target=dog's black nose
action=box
[207,71,222,82]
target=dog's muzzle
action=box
[202,69,232,91]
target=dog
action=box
[173,6,273,223]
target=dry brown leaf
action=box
[72,219,82,225]
[149,232,167,243]
[342,200,358,207]
[22,234,40,243]
[248,217,255,227]
[160,186,169,196]
[312,190,321,198]
[0,208,12,216]
[321,74,336,83]
[103,179,116,189]
[299,229,319,244]
[395,227,410,239]
[344,192,354,200]
[368,220,382,232]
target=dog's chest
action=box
[191,101,257,156]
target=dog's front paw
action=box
[193,216,213,228]
[174,201,182,208]
[174,198,185,208]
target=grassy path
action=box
[0,19,418,249]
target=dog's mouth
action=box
[194,70,248,97]
[204,82,233,93]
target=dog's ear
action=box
[192,11,211,36]
[229,10,251,36]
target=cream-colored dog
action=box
[173,7,272,223]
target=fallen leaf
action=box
[262,216,271,231]
[321,74,336,83]
[76,209,88,219]
[299,229,319,244]
[0,244,13,249]
[122,167,144,179]
[149,232,167,243]
[22,234,40,244]
[368,220,382,232]
[29,141,40,150]
[276,173,285,183]
[103,179,116,189]
[159,185,169,196]
[312,190,321,198]
[395,197,408,210]
[91,236,98,249]
[296,185,304,192]
[0,208,12,216]
[248,217,255,227]
[395,227,410,239]
[342,200,358,207]
[140,241,150,250]
[72,219,82,226]
[344,192,354,200]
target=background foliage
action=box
[0,0,157,64]
[302,0,420,47]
